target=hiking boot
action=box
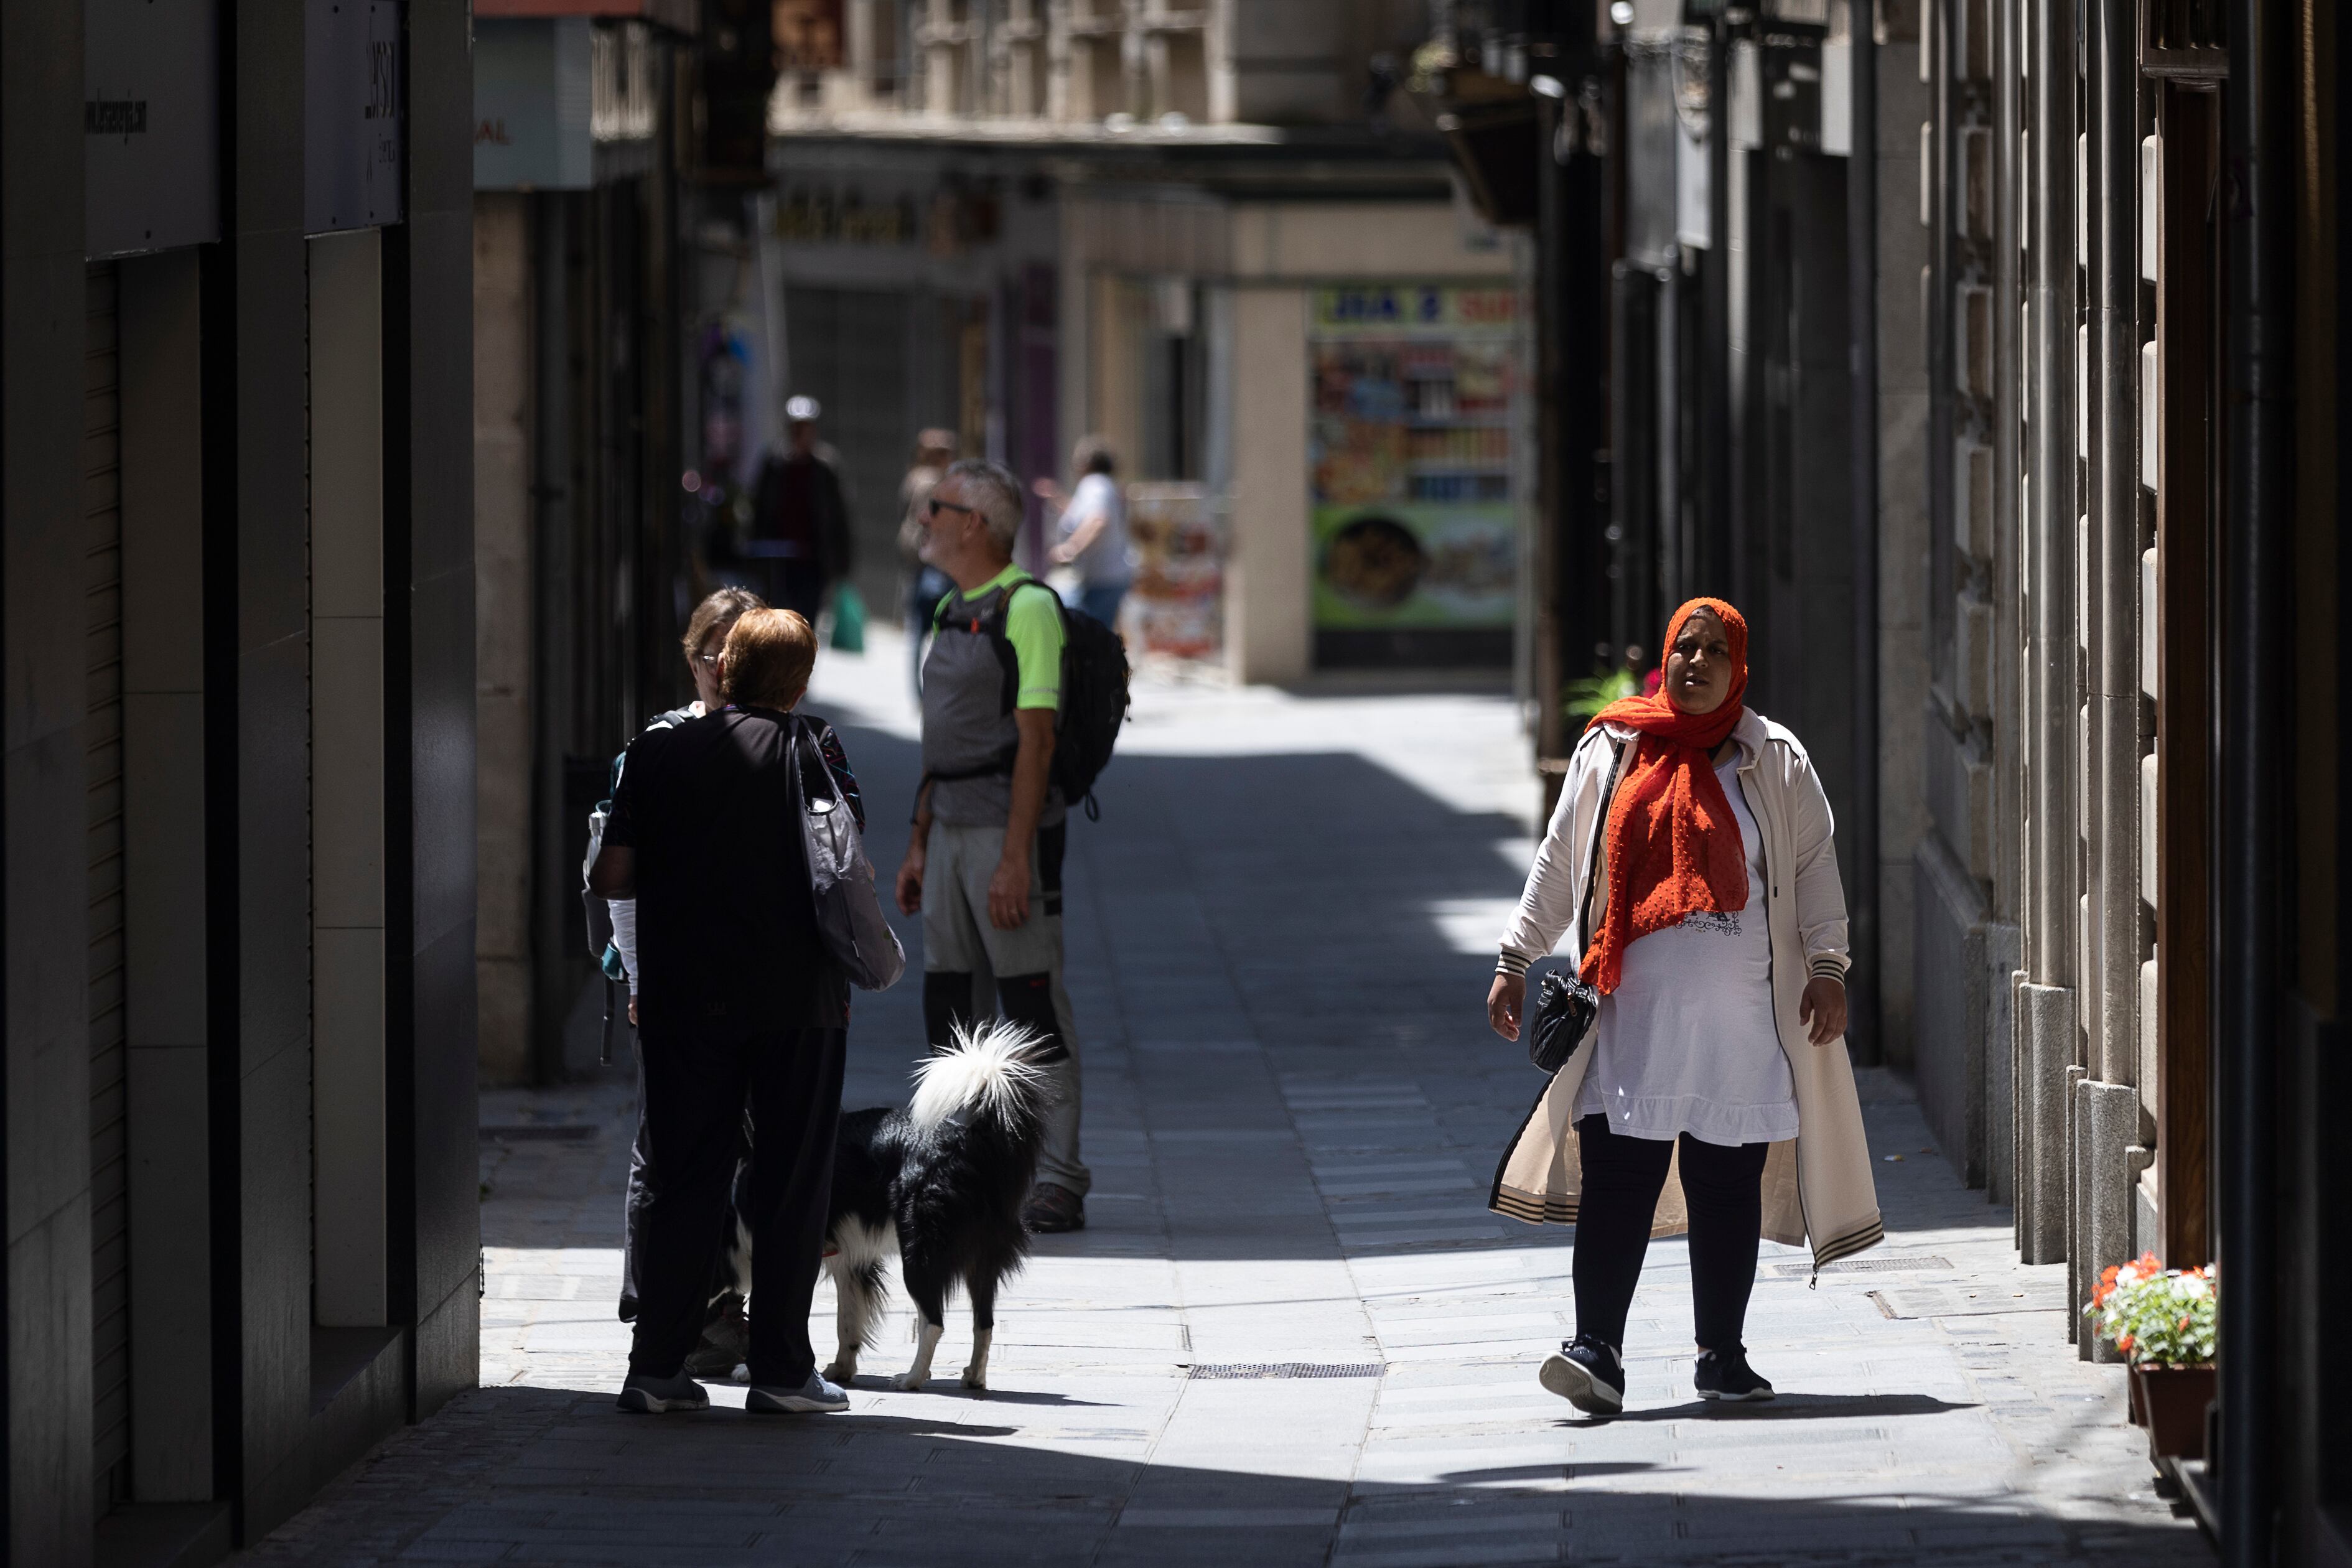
[1022,1183,1085,1234]
[1694,1345,1775,1402]
[1538,1334,1625,1415]
[615,1369,711,1414]
[747,1372,850,1414]
[683,1294,750,1379]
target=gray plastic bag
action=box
[791,722,906,992]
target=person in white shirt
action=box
[1485,597,1879,1417]
[1033,434,1133,631]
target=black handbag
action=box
[1526,742,1622,1073]
[1527,968,1598,1075]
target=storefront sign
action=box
[1309,284,1521,633]
[475,19,595,190]
[306,0,406,233]
[1310,284,1519,339]
[772,186,920,246]
[85,0,221,259]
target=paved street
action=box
[245,632,2207,1566]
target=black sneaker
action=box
[615,1369,711,1414]
[1022,1184,1086,1233]
[1538,1334,1625,1414]
[1694,1345,1775,1402]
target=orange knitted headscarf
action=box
[1577,598,1751,996]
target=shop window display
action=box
[1309,284,1519,663]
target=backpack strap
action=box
[938,573,1060,718]
[1002,579,1075,709]
[915,576,1030,810]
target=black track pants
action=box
[628,1025,845,1387]
[619,1038,749,1323]
[1569,1113,1771,1353]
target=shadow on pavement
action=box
[1587,1391,1981,1423]
[249,1383,2213,1566]
[829,1382,1119,1409]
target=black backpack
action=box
[935,579,1131,819]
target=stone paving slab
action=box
[243,633,2207,1566]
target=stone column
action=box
[473,194,534,1086]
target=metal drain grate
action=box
[1768,1253,1952,1277]
[1187,1362,1384,1380]
[480,1124,599,1142]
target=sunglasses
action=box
[927,497,979,520]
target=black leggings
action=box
[1570,1113,1771,1353]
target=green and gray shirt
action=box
[920,564,1066,828]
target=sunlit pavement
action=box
[243,628,2206,1566]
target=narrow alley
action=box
[244,637,2203,1567]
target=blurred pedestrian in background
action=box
[1486,598,1879,1416]
[750,395,853,625]
[897,459,1092,1233]
[1032,434,1133,632]
[898,427,958,698]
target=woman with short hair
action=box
[1485,598,1882,1414]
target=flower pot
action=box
[2127,1362,2214,1461]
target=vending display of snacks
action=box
[1307,285,1519,634]
[1125,483,1223,663]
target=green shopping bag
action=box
[829,581,867,653]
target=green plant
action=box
[2083,1252,2216,1366]
[1562,667,1639,729]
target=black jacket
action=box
[752,446,854,583]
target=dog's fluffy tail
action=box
[908,1019,1053,1138]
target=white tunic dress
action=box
[1573,758,1799,1147]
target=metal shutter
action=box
[84,262,131,1515]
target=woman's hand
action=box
[1487,973,1526,1042]
[1799,976,1847,1044]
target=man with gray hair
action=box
[894,459,1091,1231]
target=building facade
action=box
[4,2,480,1561]
[1430,0,2346,1557]
[1914,0,2348,1556]
[749,0,1527,684]
[470,4,699,1086]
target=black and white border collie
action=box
[726,1019,1053,1392]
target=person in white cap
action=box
[749,395,853,624]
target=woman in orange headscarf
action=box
[1485,599,1881,1415]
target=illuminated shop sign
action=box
[1310,285,1519,338]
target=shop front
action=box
[1307,282,1522,668]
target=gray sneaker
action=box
[747,1372,850,1414]
[615,1369,711,1414]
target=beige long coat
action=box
[1491,708,1883,1271]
